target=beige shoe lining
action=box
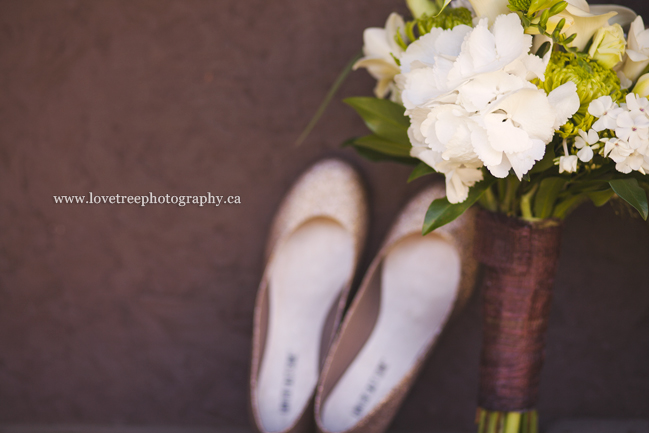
[257,218,354,432]
[320,233,461,431]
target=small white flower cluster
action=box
[398,14,580,203]
[561,93,649,174]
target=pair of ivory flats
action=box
[250,159,477,433]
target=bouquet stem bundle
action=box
[473,210,563,433]
[476,409,538,433]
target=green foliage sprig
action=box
[508,0,583,57]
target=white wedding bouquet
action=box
[339,0,649,431]
[347,0,649,233]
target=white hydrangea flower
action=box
[400,15,547,109]
[400,14,580,202]
[574,129,599,162]
[400,25,473,109]
[353,13,406,99]
[473,87,556,179]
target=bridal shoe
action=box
[314,184,477,433]
[250,159,368,433]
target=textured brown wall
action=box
[0,0,647,429]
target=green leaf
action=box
[566,179,610,194]
[342,138,418,165]
[536,41,551,58]
[408,162,436,182]
[609,178,649,220]
[352,134,411,157]
[587,188,615,207]
[422,174,496,235]
[344,97,410,145]
[552,193,589,219]
[433,0,452,16]
[533,177,566,219]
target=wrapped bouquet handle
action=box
[474,210,563,431]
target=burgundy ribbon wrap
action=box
[474,210,563,412]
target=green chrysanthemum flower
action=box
[538,51,627,138]
[397,7,473,51]
[416,7,473,33]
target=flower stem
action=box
[502,176,521,215]
[520,184,539,221]
[479,185,499,212]
[505,412,522,433]
[294,51,362,146]
[477,409,538,433]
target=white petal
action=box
[586,129,600,144]
[627,49,649,62]
[589,5,636,27]
[493,14,531,63]
[484,115,531,153]
[507,139,546,179]
[559,155,578,173]
[435,25,473,58]
[588,96,614,117]
[486,157,513,178]
[446,172,470,203]
[491,88,556,142]
[401,67,443,109]
[577,145,594,162]
[362,28,392,61]
[627,16,645,53]
[410,147,441,168]
[616,111,634,128]
[466,24,497,69]
[520,54,548,81]
[400,28,444,73]
[471,125,504,167]
[457,71,526,112]
[547,81,580,130]
[385,13,406,55]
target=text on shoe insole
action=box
[352,360,389,417]
[280,353,298,413]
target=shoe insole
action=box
[257,218,354,432]
[320,234,461,431]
